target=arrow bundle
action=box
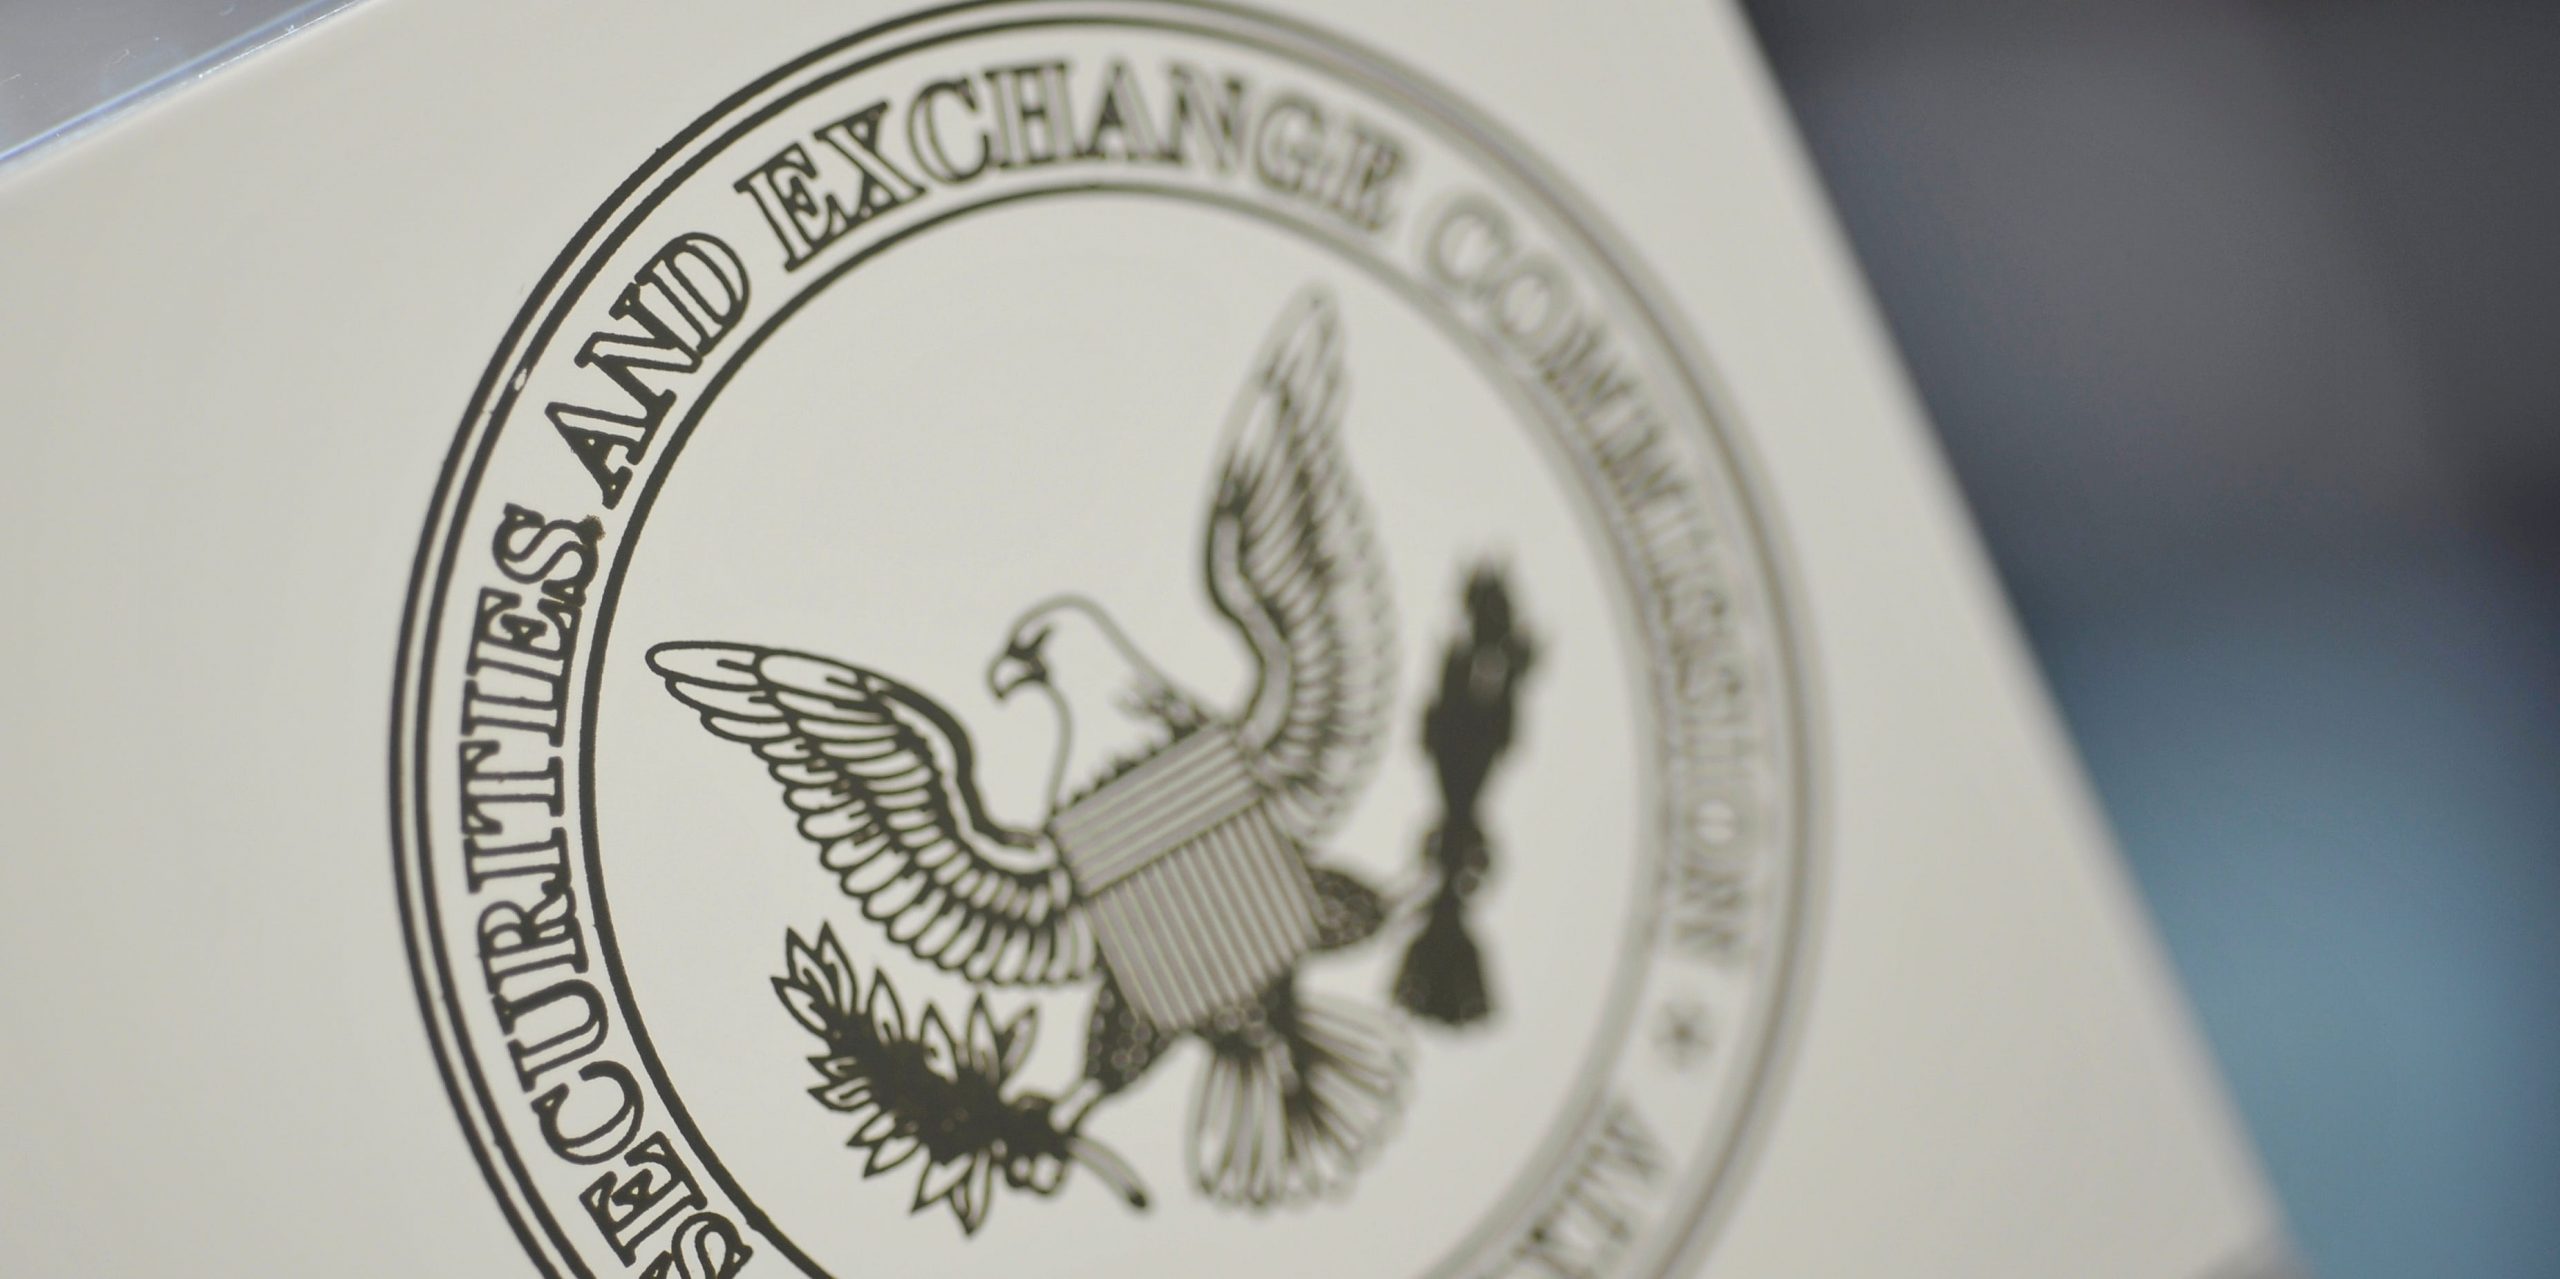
[1394,566,1538,1028]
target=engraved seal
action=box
[391,4,1814,1275]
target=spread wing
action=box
[1203,289,1397,837]
[647,642,1095,985]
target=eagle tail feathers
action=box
[1189,982,1409,1207]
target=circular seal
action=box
[392,4,1815,1276]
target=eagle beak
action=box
[988,648,1046,701]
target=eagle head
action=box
[988,596,1206,804]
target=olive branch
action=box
[772,926,1148,1235]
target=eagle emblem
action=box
[647,289,1533,1233]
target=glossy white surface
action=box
[0,2,2283,1274]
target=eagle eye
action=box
[1006,624,1053,662]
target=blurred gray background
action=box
[0,0,345,161]
[1740,2,2560,1276]
[8,1,2554,1274]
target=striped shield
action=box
[1049,728,1322,1030]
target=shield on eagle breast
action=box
[1048,727,1324,1030]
